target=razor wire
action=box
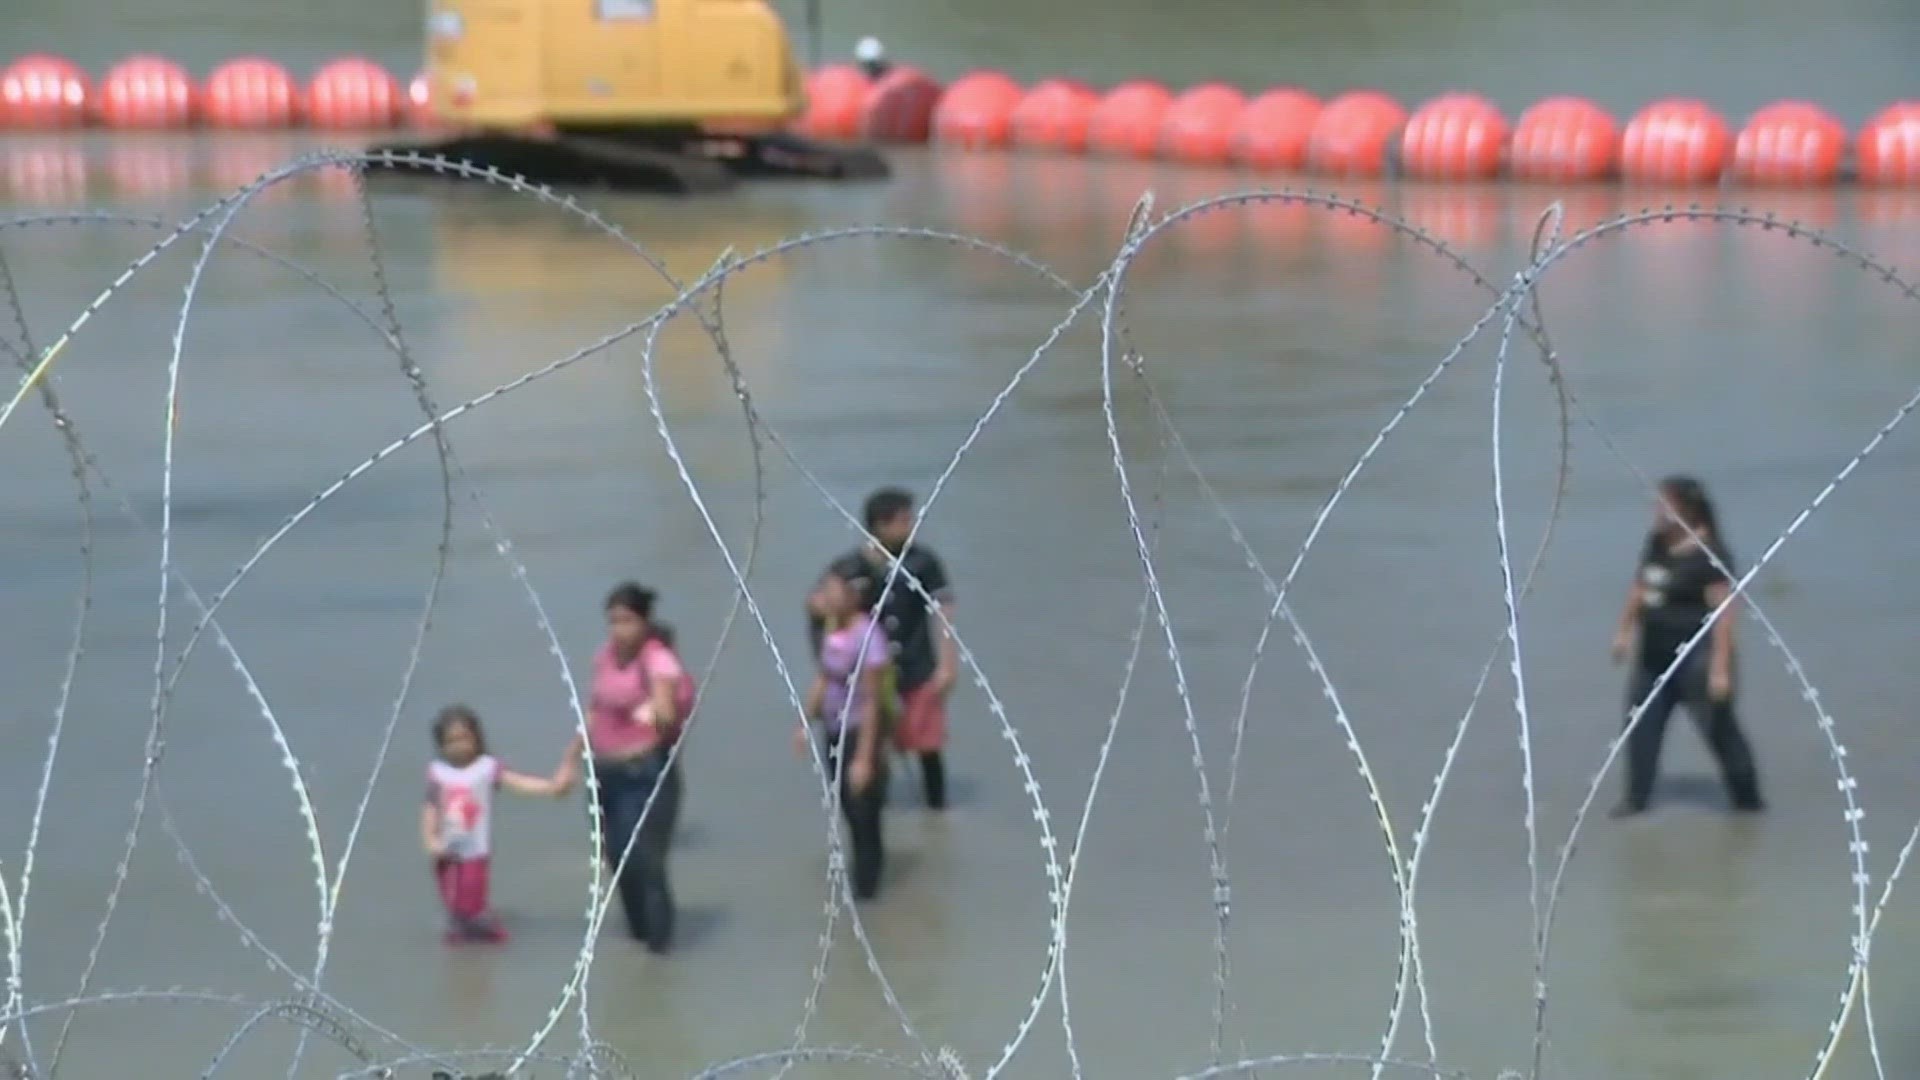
[0,149,1914,1080]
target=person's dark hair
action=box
[605,581,674,649]
[432,703,488,755]
[863,487,914,533]
[606,581,657,620]
[1659,474,1730,561]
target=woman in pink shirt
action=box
[802,565,893,901]
[559,582,694,954]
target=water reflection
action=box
[1607,818,1763,1077]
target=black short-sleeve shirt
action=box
[1636,532,1734,664]
[809,544,952,690]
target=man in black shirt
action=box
[807,487,957,809]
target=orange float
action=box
[95,55,196,130]
[1,55,91,129]
[1856,102,1920,186]
[1732,101,1846,185]
[797,64,869,141]
[932,70,1023,149]
[304,57,402,131]
[1400,92,1508,180]
[1158,83,1248,167]
[1010,78,1099,153]
[1230,88,1322,173]
[1088,80,1174,159]
[1508,97,1618,182]
[1305,91,1406,178]
[861,66,942,144]
[1620,99,1729,183]
[203,58,299,130]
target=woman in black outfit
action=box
[1609,475,1765,817]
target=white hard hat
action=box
[854,36,885,64]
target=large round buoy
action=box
[798,64,870,141]
[1732,101,1846,185]
[1400,92,1508,180]
[932,70,1023,149]
[1858,102,1920,186]
[1159,83,1248,166]
[203,58,298,130]
[1,55,91,129]
[862,66,942,144]
[1305,91,1406,177]
[1620,99,1729,183]
[1509,97,1618,182]
[1230,88,1322,172]
[1010,79,1099,153]
[1087,80,1174,159]
[96,55,196,130]
[304,57,402,131]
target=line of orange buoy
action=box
[1,54,429,131]
[804,67,1920,186]
[5,52,1919,186]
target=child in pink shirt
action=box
[423,704,571,944]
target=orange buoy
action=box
[862,66,942,144]
[203,58,298,130]
[96,55,196,130]
[1620,99,1729,183]
[1400,92,1508,180]
[1,55,91,129]
[1010,79,1099,153]
[798,64,870,141]
[1158,83,1248,167]
[1305,91,1406,178]
[406,72,438,129]
[1230,88,1322,173]
[1509,96,1618,182]
[1855,102,1920,186]
[932,70,1023,149]
[1732,101,1846,185]
[304,57,402,131]
[1087,80,1174,159]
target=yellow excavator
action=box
[370,0,888,194]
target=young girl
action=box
[423,704,571,944]
[801,567,894,901]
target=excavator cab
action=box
[372,0,886,193]
[424,0,807,130]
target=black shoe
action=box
[1731,794,1765,813]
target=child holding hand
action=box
[423,704,573,944]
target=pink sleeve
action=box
[643,640,686,684]
[425,767,440,806]
[864,627,892,670]
[490,757,504,790]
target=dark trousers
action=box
[824,735,888,900]
[912,750,947,810]
[1623,650,1763,811]
[594,751,682,953]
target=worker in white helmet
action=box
[855,36,891,81]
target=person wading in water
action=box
[808,487,958,810]
[1609,474,1765,818]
